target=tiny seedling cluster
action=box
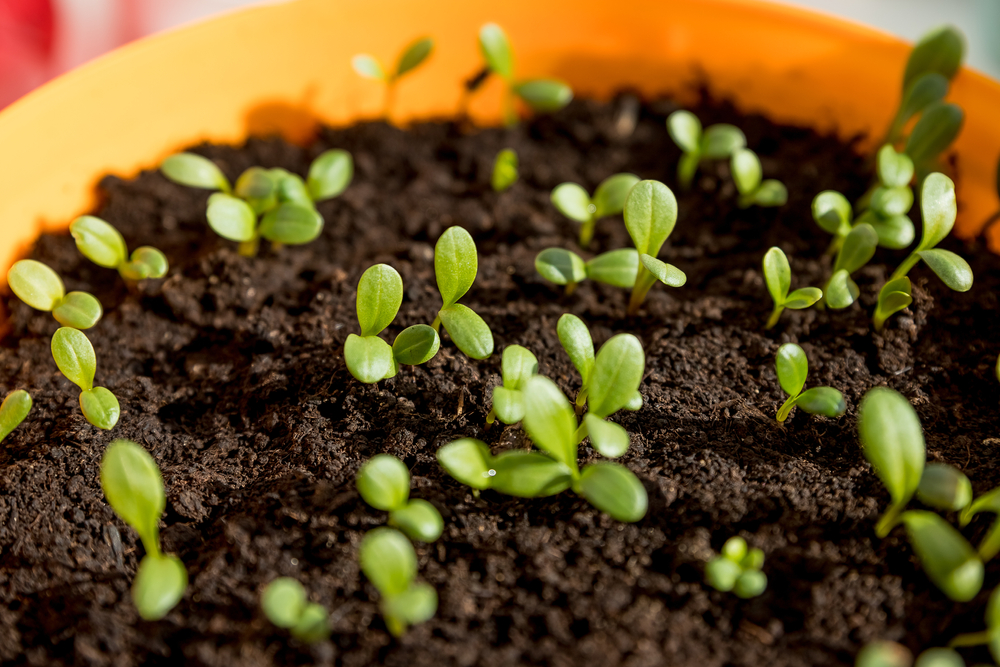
[704,536,768,598]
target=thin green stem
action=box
[431,314,441,332]
[578,217,596,249]
[237,236,260,257]
[948,630,994,649]
[573,422,588,445]
[486,407,496,425]
[875,501,906,538]
[775,395,798,422]
[502,87,517,127]
[574,387,588,413]
[889,252,921,283]
[627,267,657,316]
[384,79,397,121]
[565,282,578,297]
[765,303,783,330]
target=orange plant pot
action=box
[0,0,998,305]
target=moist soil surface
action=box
[2,95,1000,667]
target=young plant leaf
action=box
[80,387,120,430]
[834,223,879,275]
[307,149,353,201]
[122,247,169,281]
[639,254,686,287]
[901,510,983,602]
[489,451,573,498]
[259,203,324,245]
[0,390,32,444]
[521,376,578,471]
[557,314,595,389]
[70,216,128,269]
[7,259,65,311]
[161,152,230,192]
[52,291,103,330]
[583,414,630,459]
[902,26,966,92]
[893,73,950,140]
[763,247,790,306]
[701,124,747,159]
[389,499,443,543]
[501,345,538,390]
[775,343,808,397]
[235,167,278,213]
[436,438,494,490]
[381,581,437,635]
[434,226,477,309]
[917,463,972,512]
[51,327,96,391]
[356,454,410,512]
[100,439,165,555]
[359,527,416,597]
[492,148,519,193]
[918,172,957,251]
[856,642,914,667]
[794,387,847,418]
[514,79,573,111]
[535,248,586,286]
[667,110,701,154]
[586,249,639,288]
[624,180,678,256]
[438,304,494,360]
[345,334,395,384]
[478,23,514,80]
[356,264,403,337]
[206,193,257,243]
[392,325,440,366]
[395,37,434,78]
[878,145,916,188]
[587,334,645,419]
[593,174,640,218]
[262,577,307,629]
[905,102,964,168]
[915,249,973,291]
[133,553,187,621]
[291,603,330,643]
[578,462,648,523]
[960,487,1000,561]
[352,54,386,81]
[731,148,762,195]
[874,277,913,332]
[550,183,593,223]
[866,213,916,250]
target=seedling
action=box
[773,343,846,422]
[51,327,119,430]
[825,223,878,309]
[959,485,1000,561]
[905,102,964,182]
[161,150,353,256]
[261,578,330,643]
[356,454,443,543]
[7,259,103,329]
[623,180,687,315]
[949,584,1000,662]
[704,536,767,599]
[69,216,168,281]
[487,345,538,425]
[762,247,822,329]
[731,148,787,208]
[875,173,972,331]
[359,527,437,636]
[0,390,31,444]
[556,314,642,413]
[430,226,494,360]
[667,110,746,189]
[352,37,434,116]
[853,146,918,249]
[345,264,440,384]
[900,510,982,602]
[478,23,572,125]
[100,439,187,620]
[916,463,972,512]
[491,148,518,193]
[855,641,914,667]
[550,173,640,247]
[535,247,638,295]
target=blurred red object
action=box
[0,0,55,107]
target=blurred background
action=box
[1,0,998,109]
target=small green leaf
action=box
[291,603,330,643]
[901,510,983,602]
[0,390,32,443]
[357,454,410,512]
[359,527,416,597]
[492,148,519,193]
[206,193,257,243]
[867,213,916,249]
[721,536,748,562]
[894,73,950,139]
[855,641,914,667]
[262,577,307,629]
[381,582,437,635]
[434,226,478,308]
[903,25,965,92]
[70,216,128,269]
[235,167,278,214]
[833,223,878,275]
[593,173,640,218]
[492,386,525,424]
[501,345,537,390]
[624,391,642,411]
[389,499,443,543]
[550,183,593,223]
[80,387,120,430]
[521,376,578,470]
[733,570,768,599]
[914,648,965,667]
[667,110,702,154]
[535,248,586,285]
[259,203,324,245]
[762,247,790,305]
[795,387,846,418]
[352,54,386,80]
[490,451,573,498]
[578,462,647,523]
[917,463,972,512]
[436,438,493,490]
[161,152,230,192]
[7,259,65,311]
[274,173,313,207]
[858,387,925,514]
[513,79,573,112]
[906,102,963,169]
[478,23,514,80]
[588,334,645,419]
[877,144,916,188]
[395,37,434,78]
[753,180,787,207]
[584,414,630,459]
[917,248,973,291]
[438,304,493,360]
[784,287,823,309]
[356,264,403,337]
[307,149,353,202]
[639,254,686,287]
[705,557,742,592]
[624,180,678,257]
[871,186,914,219]
[100,439,164,554]
[345,333,394,384]
[121,246,169,281]
[775,343,808,397]
[875,277,914,329]
[812,191,852,236]
[825,270,859,309]
[133,553,187,621]
[51,327,96,391]
[730,148,762,195]
[52,291,103,330]
[392,325,440,365]
[586,248,639,288]
[700,124,746,159]
[557,313,595,388]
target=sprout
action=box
[623,180,687,315]
[853,146,917,249]
[359,527,437,636]
[70,216,168,281]
[666,110,746,189]
[875,173,972,331]
[100,439,187,620]
[7,259,103,329]
[773,343,846,422]
[762,247,822,329]
[825,223,878,309]
[916,463,972,512]
[959,485,1000,561]
[0,390,31,444]
[900,510,983,602]
[905,102,964,181]
[731,148,787,208]
[550,173,640,247]
[913,649,966,667]
[477,23,572,125]
[430,226,494,360]
[487,345,538,425]
[704,536,767,598]
[351,37,434,116]
[356,454,443,543]
[556,314,642,414]
[855,641,913,667]
[949,584,1000,662]
[160,150,353,256]
[51,327,119,430]
[261,578,330,643]
[492,148,518,193]
[858,387,925,537]
[535,247,638,296]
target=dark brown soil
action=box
[2,94,1000,667]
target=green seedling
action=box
[762,247,822,329]
[773,343,846,422]
[550,173,640,247]
[100,439,187,620]
[356,454,443,543]
[949,584,1000,662]
[0,390,32,444]
[487,345,537,425]
[731,148,787,208]
[623,180,687,315]
[69,216,168,281]
[430,226,494,360]
[556,313,642,413]
[917,463,972,512]
[478,23,572,125]
[51,327,119,430]
[825,223,878,309]
[535,247,639,296]
[161,150,353,256]
[704,536,767,599]
[492,148,518,193]
[667,110,746,189]
[352,37,434,116]
[261,577,330,643]
[345,264,440,384]
[905,102,964,182]
[875,173,972,331]
[900,510,983,602]
[959,485,1000,562]
[7,259,103,329]
[852,146,917,249]
[359,527,437,636]
[855,641,914,667]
